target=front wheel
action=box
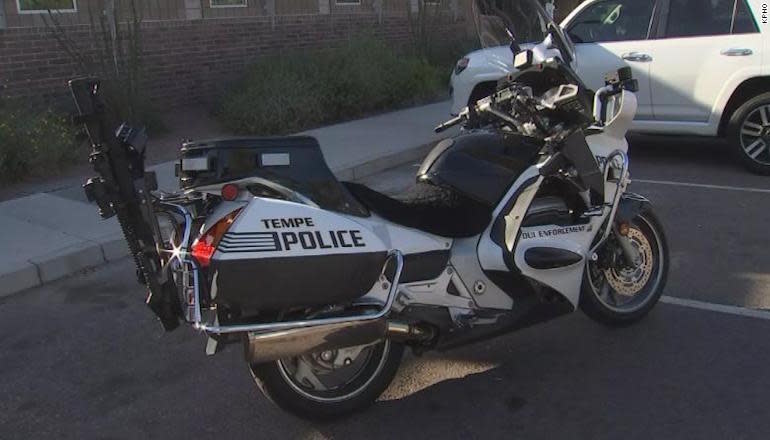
[250,339,404,420]
[580,209,669,326]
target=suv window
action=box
[732,0,760,34]
[666,0,758,38]
[566,0,655,43]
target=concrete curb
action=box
[0,261,41,298]
[0,143,429,298]
[0,233,133,299]
[30,241,105,284]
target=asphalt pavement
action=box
[1,136,769,439]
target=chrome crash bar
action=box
[197,250,404,335]
[589,149,629,255]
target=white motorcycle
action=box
[75,0,667,420]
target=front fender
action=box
[615,192,651,223]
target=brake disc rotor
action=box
[605,227,654,297]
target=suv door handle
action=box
[721,48,753,56]
[621,52,652,62]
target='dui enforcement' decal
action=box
[220,217,367,253]
[520,224,589,240]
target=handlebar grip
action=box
[434,115,463,133]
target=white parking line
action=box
[635,179,770,194]
[661,296,770,321]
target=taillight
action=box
[191,208,242,267]
[221,183,239,201]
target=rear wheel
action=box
[727,92,770,175]
[250,339,403,420]
[580,209,668,326]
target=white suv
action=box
[450,0,770,174]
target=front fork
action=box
[590,149,630,254]
[614,224,642,266]
[589,149,644,268]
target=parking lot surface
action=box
[1,137,769,439]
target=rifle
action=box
[70,78,180,330]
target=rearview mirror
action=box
[514,50,534,70]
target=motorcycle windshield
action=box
[472,0,574,59]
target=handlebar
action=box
[593,85,615,124]
[434,114,464,133]
[593,72,639,125]
[434,85,540,135]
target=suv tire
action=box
[727,92,770,175]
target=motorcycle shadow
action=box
[310,306,770,439]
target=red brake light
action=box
[221,183,239,201]
[191,208,242,267]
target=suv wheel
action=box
[727,92,770,175]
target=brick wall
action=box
[2,0,187,27]
[0,0,431,27]
[0,0,586,109]
[0,12,466,108]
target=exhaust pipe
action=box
[244,319,430,364]
[244,318,388,364]
[241,250,418,364]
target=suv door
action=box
[565,0,659,120]
[645,0,762,123]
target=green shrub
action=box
[217,38,448,135]
[0,102,83,183]
[100,81,165,134]
[422,38,480,78]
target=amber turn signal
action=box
[191,208,243,267]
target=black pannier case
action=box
[177,136,368,217]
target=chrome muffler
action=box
[240,251,409,364]
[244,318,389,364]
[243,320,431,364]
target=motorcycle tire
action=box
[249,339,404,420]
[580,209,669,327]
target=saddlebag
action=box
[206,197,389,319]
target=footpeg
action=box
[581,205,605,218]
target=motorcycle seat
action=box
[343,181,492,238]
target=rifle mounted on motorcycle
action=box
[74,0,668,420]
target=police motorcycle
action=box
[75,0,668,420]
